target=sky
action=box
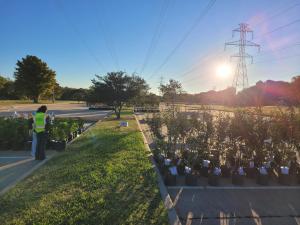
[0,0,299,94]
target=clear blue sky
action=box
[0,0,299,93]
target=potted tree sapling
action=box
[208,164,221,186]
[185,151,198,186]
[231,140,246,185]
[257,166,269,185]
[270,108,298,185]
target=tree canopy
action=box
[14,55,57,103]
[89,71,148,119]
[0,75,17,99]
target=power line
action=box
[54,0,107,72]
[255,18,300,39]
[172,3,300,85]
[254,43,300,57]
[139,0,172,74]
[93,0,120,71]
[251,53,300,64]
[147,0,216,80]
[97,18,120,71]
[252,1,300,28]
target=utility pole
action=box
[225,23,260,90]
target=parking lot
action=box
[0,102,111,121]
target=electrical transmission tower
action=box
[225,23,260,90]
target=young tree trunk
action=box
[33,96,39,103]
[114,104,123,119]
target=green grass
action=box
[0,113,168,225]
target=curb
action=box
[134,115,181,225]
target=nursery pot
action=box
[55,141,67,151]
[164,173,177,186]
[185,173,198,186]
[177,164,186,176]
[208,174,220,186]
[221,165,231,178]
[201,167,209,177]
[245,167,257,179]
[232,174,244,185]
[256,174,269,185]
[279,174,292,186]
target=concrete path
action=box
[169,188,300,225]
[0,150,56,195]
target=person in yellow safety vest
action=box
[32,105,50,160]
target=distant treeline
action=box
[1,71,300,106]
[0,75,88,102]
[175,76,300,106]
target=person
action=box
[29,111,37,157]
[30,105,50,160]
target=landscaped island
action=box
[0,112,168,225]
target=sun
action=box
[216,63,232,78]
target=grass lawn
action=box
[0,112,168,225]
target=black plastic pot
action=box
[177,164,186,176]
[164,173,177,186]
[201,167,209,177]
[279,174,292,186]
[54,141,67,151]
[221,165,231,178]
[245,167,257,179]
[208,174,220,186]
[232,174,244,185]
[185,173,198,186]
[257,174,269,185]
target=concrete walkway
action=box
[0,150,56,195]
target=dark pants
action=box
[36,132,47,160]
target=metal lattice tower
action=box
[225,23,260,90]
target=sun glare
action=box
[216,63,232,78]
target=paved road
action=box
[0,103,111,121]
[0,151,57,194]
[169,188,300,225]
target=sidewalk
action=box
[0,150,56,195]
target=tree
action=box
[89,71,148,119]
[159,79,183,115]
[291,76,300,104]
[14,55,57,103]
[0,75,17,99]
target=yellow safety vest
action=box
[34,112,46,133]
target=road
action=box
[0,103,111,121]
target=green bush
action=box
[0,117,84,150]
[0,117,29,150]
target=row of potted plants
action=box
[0,116,85,151]
[147,107,300,186]
[47,118,85,151]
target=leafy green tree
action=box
[89,71,148,119]
[14,55,57,103]
[0,76,17,99]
